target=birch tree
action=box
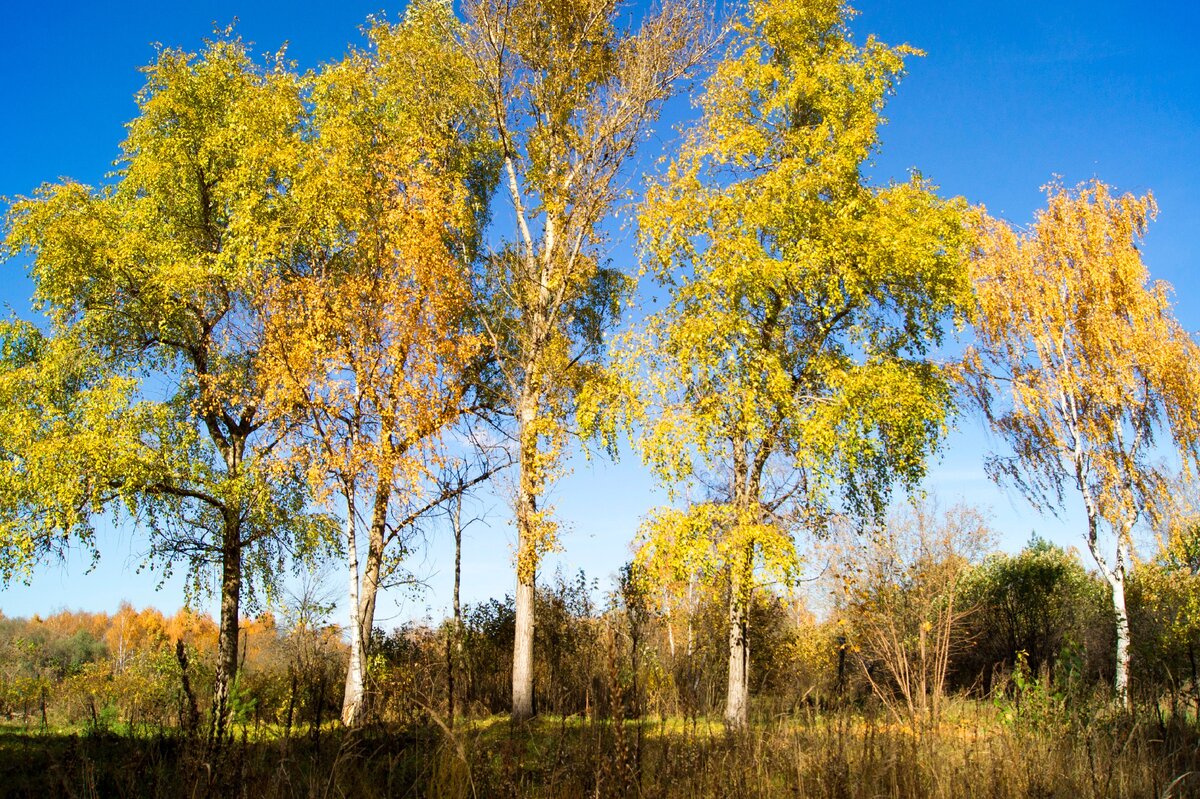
[0,320,138,581]
[2,35,319,739]
[258,3,499,727]
[965,180,1200,708]
[461,0,709,720]
[628,0,973,727]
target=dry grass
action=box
[0,701,1196,798]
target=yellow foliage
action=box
[967,180,1200,564]
[627,0,972,641]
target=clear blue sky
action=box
[1,1,1197,626]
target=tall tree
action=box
[258,3,499,728]
[627,0,972,726]
[965,180,1200,708]
[461,0,709,720]
[2,36,320,739]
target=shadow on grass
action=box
[0,724,439,799]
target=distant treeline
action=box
[4,533,1197,735]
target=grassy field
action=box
[1,700,1198,799]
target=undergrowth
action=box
[1,701,1197,799]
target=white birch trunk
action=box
[341,505,366,726]
[512,560,536,720]
[724,568,749,728]
[512,391,539,721]
[1111,567,1131,707]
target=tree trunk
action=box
[1110,563,1132,709]
[512,553,536,721]
[665,596,676,659]
[341,504,365,726]
[449,490,463,728]
[175,639,200,734]
[343,483,387,727]
[724,561,750,728]
[1079,492,1134,710]
[1085,533,1132,710]
[512,392,540,722]
[1189,643,1199,719]
[285,665,296,739]
[686,580,695,658]
[211,516,242,741]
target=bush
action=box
[955,538,1112,695]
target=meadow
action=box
[3,700,1197,799]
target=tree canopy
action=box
[626,0,973,726]
[257,1,499,726]
[2,34,326,737]
[966,179,1200,706]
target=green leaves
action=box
[0,33,321,601]
[620,3,972,727]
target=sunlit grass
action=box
[0,702,1195,798]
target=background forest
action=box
[0,0,1199,796]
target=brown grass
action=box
[0,701,1196,798]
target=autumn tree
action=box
[461,0,709,720]
[2,35,323,738]
[627,0,973,726]
[965,180,1200,708]
[258,4,499,727]
[0,320,138,581]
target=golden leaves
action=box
[633,503,800,601]
[256,1,493,531]
[967,180,1200,566]
[630,0,971,548]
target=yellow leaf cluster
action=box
[967,181,1200,551]
[627,0,972,605]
